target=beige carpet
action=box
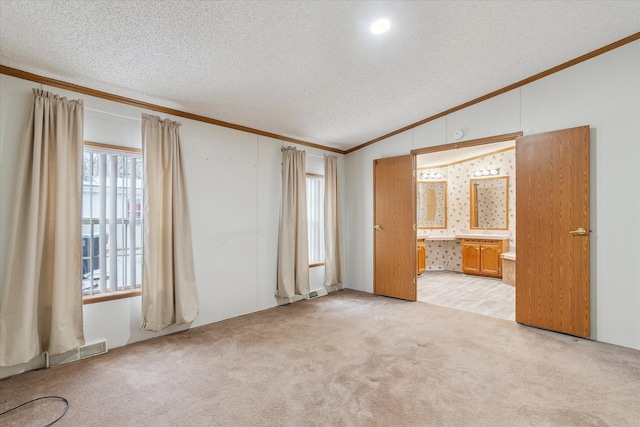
[1,289,639,426]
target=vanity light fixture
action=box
[420,172,442,180]
[370,18,391,34]
[473,168,500,177]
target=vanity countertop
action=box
[418,230,510,241]
[454,233,510,240]
[421,235,457,241]
[454,229,510,240]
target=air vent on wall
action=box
[305,288,328,300]
[48,339,108,366]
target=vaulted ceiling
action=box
[1,1,638,151]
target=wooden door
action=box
[516,126,590,338]
[374,155,416,301]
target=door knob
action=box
[374,225,381,231]
[569,227,588,235]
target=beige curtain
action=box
[0,89,85,366]
[140,114,198,331]
[277,147,310,298]
[324,155,344,286]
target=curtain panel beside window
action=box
[324,155,344,286]
[140,114,198,332]
[277,147,310,298]
[0,89,85,366]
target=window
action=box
[82,142,143,301]
[306,174,325,266]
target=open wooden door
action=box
[516,126,590,338]
[373,155,416,301]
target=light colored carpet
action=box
[418,270,515,321]
[1,289,639,426]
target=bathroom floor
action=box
[417,270,515,321]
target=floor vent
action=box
[306,288,328,300]
[49,339,108,366]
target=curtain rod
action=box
[281,146,333,159]
[81,112,335,160]
[85,107,142,122]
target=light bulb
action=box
[370,19,391,34]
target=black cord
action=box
[0,395,69,426]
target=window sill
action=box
[83,289,141,305]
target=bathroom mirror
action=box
[470,176,508,229]
[417,181,447,229]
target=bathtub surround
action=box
[502,251,516,286]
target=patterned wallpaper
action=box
[425,240,462,271]
[418,149,516,271]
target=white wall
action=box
[0,74,346,378]
[345,40,640,351]
[1,39,636,379]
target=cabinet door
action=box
[462,242,481,274]
[417,242,426,275]
[480,242,501,277]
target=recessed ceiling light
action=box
[370,18,391,34]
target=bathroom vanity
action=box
[416,156,513,278]
[459,237,509,278]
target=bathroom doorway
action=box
[410,126,591,338]
[413,133,519,320]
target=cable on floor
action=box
[0,396,69,426]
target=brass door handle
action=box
[569,227,588,235]
[374,225,381,231]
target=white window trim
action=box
[306,173,325,267]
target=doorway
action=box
[374,127,591,338]
[415,137,517,320]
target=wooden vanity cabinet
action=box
[417,238,426,275]
[461,238,508,278]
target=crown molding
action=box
[0,65,346,155]
[346,32,640,154]
[2,32,638,156]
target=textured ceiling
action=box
[1,1,639,151]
